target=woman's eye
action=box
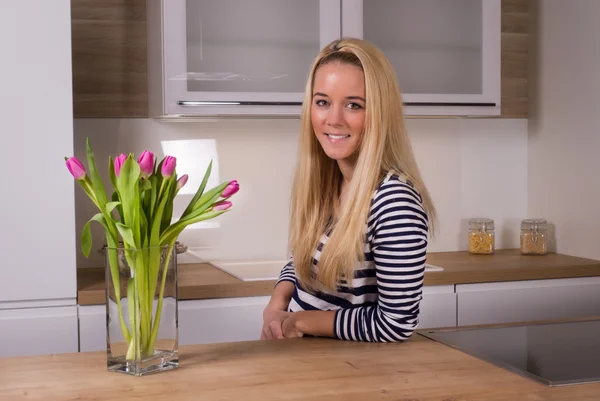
[347,102,364,110]
[315,99,328,106]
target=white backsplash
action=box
[73,118,527,268]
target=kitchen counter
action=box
[2,331,600,400]
[77,249,600,305]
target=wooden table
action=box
[2,334,599,400]
[78,249,600,305]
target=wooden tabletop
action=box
[2,334,600,400]
[77,249,600,305]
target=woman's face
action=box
[311,62,366,164]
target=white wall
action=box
[0,0,77,302]
[73,117,527,268]
[528,0,600,260]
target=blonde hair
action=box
[289,37,436,293]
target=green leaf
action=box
[81,220,92,258]
[116,155,141,246]
[111,191,123,221]
[85,138,109,208]
[160,210,226,245]
[149,180,172,247]
[81,212,114,258]
[160,175,177,234]
[108,156,117,191]
[141,178,152,192]
[106,201,121,215]
[116,223,135,247]
[181,160,212,219]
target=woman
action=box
[261,38,436,343]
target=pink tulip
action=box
[138,150,154,178]
[222,180,240,198]
[66,157,86,180]
[213,201,232,211]
[161,156,177,178]
[176,174,188,190]
[114,154,127,177]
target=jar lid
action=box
[469,218,494,230]
[521,218,547,230]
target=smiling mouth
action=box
[326,133,351,139]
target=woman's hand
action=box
[260,305,292,340]
[282,313,304,339]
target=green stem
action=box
[106,244,131,344]
[145,241,176,355]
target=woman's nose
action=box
[326,105,344,127]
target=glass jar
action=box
[468,218,495,255]
[520,219,548,255]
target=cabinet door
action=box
[418,285,457,329]
[0,306,78,357]
[179,297,270,345]
[456,277,600,326]
[78,305,106,352]
[342,0,500,116]
[0,0,76,303]
[154,0,340,116]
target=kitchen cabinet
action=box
[147,0,340,118]
[419,285,457,329]
[0,307,78,357]
[146,0,501,118]
[342,0,501,116]
[78,286,454,351]
[456,277,600,326]
[0,0,78,357]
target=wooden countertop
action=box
[78,249,600,305]
[2,333,600,400]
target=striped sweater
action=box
[277,172,429,342]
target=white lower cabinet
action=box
[179,296,270,345]
[78,305,107,352]
[0,306,78,357]
[418,285,457,329]
[456,277,600,326]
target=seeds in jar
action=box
[520,232,547,255]
[469,232,495,254]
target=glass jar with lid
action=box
[468,218,495,255]
[520,219,548,255]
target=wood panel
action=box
[70,0,530,118]
[501,0,530,118]
[71,0,147,117]
[3,334,600,400]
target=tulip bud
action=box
[114,154,127,177]
[66,157,86,180]
[176,174,188,190]
[221,180,240,198]
[138,150,154,179]
[213,201,232,211]
[161,156,177,178]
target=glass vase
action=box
[104,245,179,376]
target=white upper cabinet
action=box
[147,0,340,117]
[342,0,501,116]
[147,0,500,118]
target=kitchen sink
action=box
[210,260,443,282]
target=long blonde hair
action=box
[289,38,436,293]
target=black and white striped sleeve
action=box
[334,181,429,342]
[276,256,296,286]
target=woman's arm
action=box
[261,259,296,339]
[283,182,429,342]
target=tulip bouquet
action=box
[66,139,239,370]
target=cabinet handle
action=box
[178,101,303,106]
[178,101,497,107]
[404,102,497,107]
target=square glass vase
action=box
[104,245,179,376]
